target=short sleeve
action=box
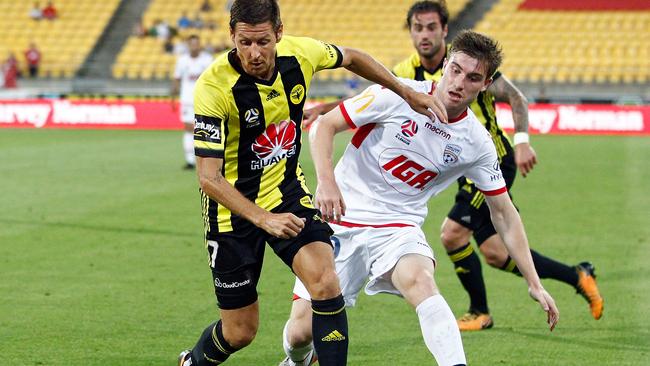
[464,140,507,196]
[339,84,399,129]
[298,37,343,72]
[193,75,227,158]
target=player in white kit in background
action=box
[279,31,559,366]
[171,34,213,169]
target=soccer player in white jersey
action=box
[171,34,213,169]
[279,30,559,366]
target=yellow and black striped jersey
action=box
[392,49,512,160]
[193,35,343,235]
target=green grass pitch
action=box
[1,129,649,365]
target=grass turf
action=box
[1,129,648,365]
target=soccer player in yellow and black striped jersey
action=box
[393,1,603,331]
[177,1,448,365]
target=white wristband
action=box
[513,132,529,145]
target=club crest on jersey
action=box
[442,144,462,165]
[251,120,297,170]
[244,108,260,128]
[290,84,305,105]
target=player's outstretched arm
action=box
[308,107,350,223]
[484,192,559,330]
[337,46,447,123]
[303,100,342,128]
[196,156,305,239]
[488,75,537,177]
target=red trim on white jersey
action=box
[350,123,376,148]
[339,103,356,129]
[449,109,468,123]
[337,220,415,228]
[480,186,508,196]
[292,293,302,301]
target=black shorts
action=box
[447,152,517,245]
[206,197,333,309]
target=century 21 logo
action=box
[382,154,438,190]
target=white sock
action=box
[282,321,314,364]
[416,294,467,366]
[183,132,195,165]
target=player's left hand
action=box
[403,88,447,123]
[528,286,559,331]
[314,179,346,223]
[515,143,537,177]
[303,103,327,129]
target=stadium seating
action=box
[474,0,649,84]
[112,0,471,81]
[0,0,120,78]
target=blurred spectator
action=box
[178,11,192,29]
[163,37,175,54]
[200,0,212,12]
[24,43,41,78]
[191,12,204,29]
[132,19,146,38]
[42,1,57,20]
[174,38,189,55]
[149,19,171,40]
[29,2,42,20]
[2,53,20,88]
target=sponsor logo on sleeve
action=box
[194,115,222,143]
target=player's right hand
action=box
[528,286,559,331]
[259,212,306,239]
[515,143,537,177]
[314,180,346,223]
[302,103,327,128]
[403,87,448,123]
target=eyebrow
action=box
[450,61,484,79]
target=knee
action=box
[287,320,313,348]
[401,268,437,295]
[480,246,507,268]
[306,267,340,300]
[225,323,258,349]
[440,223,468,251]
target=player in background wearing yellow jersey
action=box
[177,1,447,365]
[393,1,602,331]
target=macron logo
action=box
[424,122,451,140]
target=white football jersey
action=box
[335,78,507,227]
[174,52,214,105]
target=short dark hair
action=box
[229,0,282,32]
[450,30,503,79]
[187,34,200,42]
[406,0,449,29]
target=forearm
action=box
[199,173,268,227]
[510,95,529,133]
[490,204,543,289]
[309,121,337,184]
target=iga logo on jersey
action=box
[251,120,297,170]
[401,120,419,137]
[379,149,439,195]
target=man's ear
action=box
[481,77,493,92]
[275,23,283,43]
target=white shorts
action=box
[180,103,195,124]
[293,223,435,307]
